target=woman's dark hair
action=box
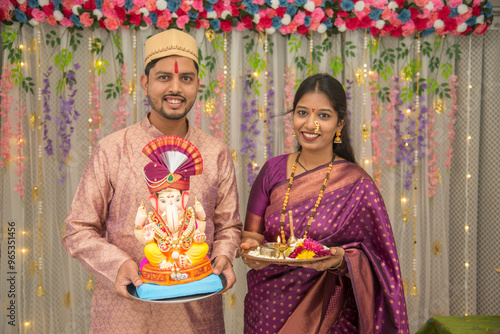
[145,57,199,77]
[292,73,357,164]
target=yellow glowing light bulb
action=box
[19,44,24,49]
[468,85,472,89]
[464,226,469,232]
[466,174,471,179]
[467,136,472,141]
[21,248,27,254]
[406,108,411,113]
[97,60,102,66]
[401,197,407,203]
[20,62,25,67]
[253,71,258,77]
[24,321,31,327]
[465,262,470,268]
[364,159,370,165]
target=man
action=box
[62,29,242,333]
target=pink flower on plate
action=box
[80,12,94,27]
[293,10,306,25]
[176,14,189,28]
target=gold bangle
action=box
[134,225,143,230]
[329,258,343,271]
[197,217,206,222]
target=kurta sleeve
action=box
[61,142,132,290]
[210,146,243,264]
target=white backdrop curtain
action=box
[0,25,499,334]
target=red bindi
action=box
[174,61,178,74]
[311,108,315,113]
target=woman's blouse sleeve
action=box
[244,161,272,234]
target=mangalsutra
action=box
[280,151,335,242]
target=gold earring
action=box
[334,130,342,144]
[292,131,296,137]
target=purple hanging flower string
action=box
[56,63,80,184]
[41,66,54,156]
[241,70,260,186]
[265,72,274,159]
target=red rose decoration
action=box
[359,15,371,29]
[129,14,142,26]
[276,7,286,18]
[220,19,233,32]
[259,16,272,28]
[297,24,309,35]
[241,16,253,29]
[443,18,457,32]
[413,17,427,30]
[115,7,126,21]
[438,6,451,20]
[345,17,360,30]
[472,6,481,16]
[42,5,54,17]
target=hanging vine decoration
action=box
[283,66,295,154]
[107,32,130,131]
[263,31,269,160]
[361,30,369,168]
[0,64,14,167]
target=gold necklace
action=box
[280,151,335,242]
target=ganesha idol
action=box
[133,137,217,292]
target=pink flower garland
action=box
[206,68,225,141]
[112,64,130,131]
[90,76,102,146]
[13,101,26,198]
[193,100,203,128]
[385,77,401,167]
[427,107,439,197]
[283,67,295,154]
[0,64,14,167]
[446,75,459,168]
[368,72,383,188]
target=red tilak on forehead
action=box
[174,61,178,74]
[311,108,315,113]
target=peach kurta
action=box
[62,116,242,333]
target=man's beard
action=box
[148,94,194,120]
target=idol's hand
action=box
[143,224,155,243]
[114,259,142,299]
[240,236,269,270]
[300,247,345,272]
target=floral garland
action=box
[427,106,439,197]
[193,100,203,128]
[112,63,130,131]
[90,75,103,146]
[241,70,260,186]
[446,74,459,168]
[385,76,401,167]
[206,68,225,141]
[367,71,382,188]
[0,0,493,37]
[283,66,294,154]
[13,99,26,198]
[41,66,53,156]
[265,72,274,159]
[56,63,80,184]
[0,64,14,167]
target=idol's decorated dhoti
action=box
[133,136,223,299]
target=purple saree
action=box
[244,155,409,334]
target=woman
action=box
[241,74,409,333]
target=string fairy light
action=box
[361,30,370,167]
[463,35,473,315]
[35,23,45,297]
[409,33,422,297]
[223,31,228,144]
[263,31,269,160]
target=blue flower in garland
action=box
[149,13,158,25]
[204,4,214,12]
[449,7,459,18]
[188,9,199,20]
[70,14,81,27]
[279,0,288,6]
[14,8,28,23]
[167,0,181,13]
[324,18,333,28]
[94,0,102,11]
[421,28,435,37]
[286,4,298,16]
[369,8,382,20]
[304,16,311,27]
[207,0,219,4]
[124,0,134,11]
[466,16,477,26]
[340,0,354,12]
[398,9,411,23]
[210,18,221,31]
[245,3,260,15]
[295,0,307,6]
[484,1,493,18]
[272,16,282,29]
[28,0,39,8]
